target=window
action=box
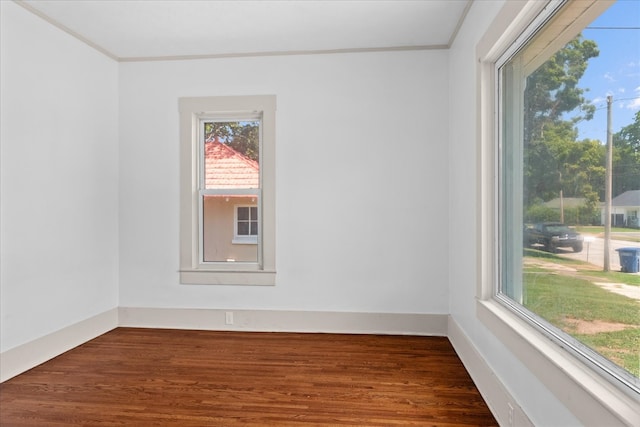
[180,95,276,285]
[234,205,258,244]
[494,0,638,398]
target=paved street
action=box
[557,236,640,272]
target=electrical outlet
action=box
[225,311,234,325]
[507,402,514,427]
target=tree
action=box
[613,111,640,196]
[204,121,260,162]
[565,138,605,222]
[522,35,600,208]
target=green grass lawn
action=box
[584,270,640,286]
[523,250,639,377]
[575,329,640,378]
[524,272,639,324]
[576,226,636,234]
[575,226,640,243]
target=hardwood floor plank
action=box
[0,328,497,426]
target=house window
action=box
[180,95,276,285]
[233,205,258,244]
[495,0,638,398]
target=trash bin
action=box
[615,247,640,273]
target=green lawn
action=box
[524,272,639,324]
[523,250,639,377]
[575,226,640,243]
[576,226,636,234]
[584,270,640,286]
[576,329,640,378]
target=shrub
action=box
[525,204,599,225]
[524,205,559,223]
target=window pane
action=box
[500,1,639,385]
[237,207,249,220]
[199,118,261,262]
[250,222,258,235]
[202,196,257,262]
[203,121,260,190]
[237,222,249,235]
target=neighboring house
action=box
[600,190,640,228]
[203,139,260,262]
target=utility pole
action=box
[559,171,564,223]
[604,95,613,272]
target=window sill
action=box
[232,238,258,245]
[180,269,275,286]
[477,299,639,426]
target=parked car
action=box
[524,222,584,253]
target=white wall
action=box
[0,2,119,352]
[118,51,450,315]
[448,1,581,425]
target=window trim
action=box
[476,1,639,425]
[179,95,276,285]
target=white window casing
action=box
[179,95,276,285]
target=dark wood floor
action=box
[0,328,497,426]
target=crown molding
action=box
[15,0,466,63]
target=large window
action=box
[179,95,276,285]
[496,0,638,397]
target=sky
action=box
[575,0,640,142]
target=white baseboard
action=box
[0,308,118,382]
[448,315,534,427]
[118,307,448,336]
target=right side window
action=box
[498,0,639,394]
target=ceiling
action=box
[18,0,472,62]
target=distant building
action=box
[600,190,640,228]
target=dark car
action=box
[524,222,584,253]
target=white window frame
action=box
[179,95,276,285]
[233,204,258,245]
[476,1,639,425]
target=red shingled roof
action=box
[205,139,259,189]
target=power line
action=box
[591,96,640,111]
[605,96,640,103]
[585,27,640,30]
